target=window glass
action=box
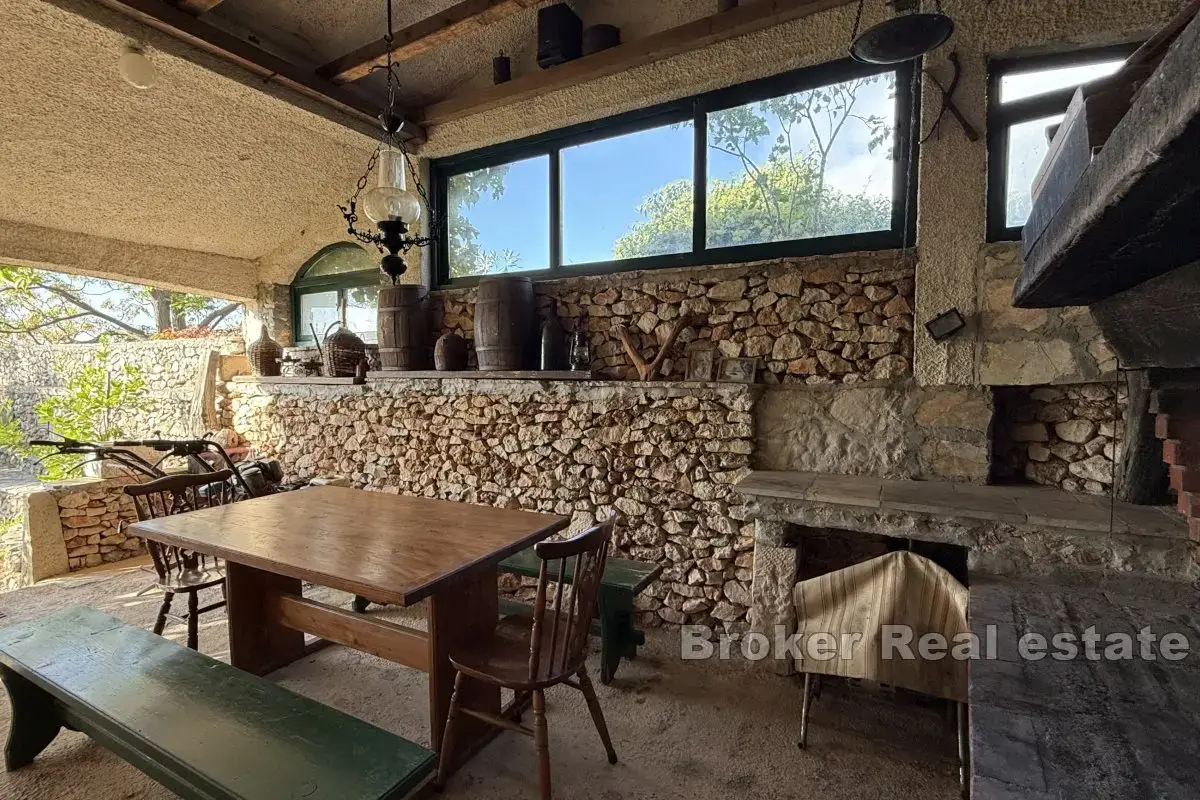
[447,156,550,279]
[1005,113,1065,228]
[562,121,695,264]
[301,244,376,278]
[999,59,1125,104]
[298,290,339,342]
[345,285,379,344]
[705,73,896,249]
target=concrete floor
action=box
[0,559,959,800]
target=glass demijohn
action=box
[362,146,422,225]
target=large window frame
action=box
[291,244,383,346]
[431,58,918,287]
[985,43,1137,243]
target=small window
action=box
[987,46,1133,241]
[291,244,382,345]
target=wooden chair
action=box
[435,520,619,799]
[123,470,235,650]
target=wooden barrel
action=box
[474,276,535,371]
[377,285,429,370]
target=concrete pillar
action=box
[750,518,798,675]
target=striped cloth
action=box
[792,550,969,702]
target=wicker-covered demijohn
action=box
[247,325,282,377]
[322,321,366,378]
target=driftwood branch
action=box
[615,316,690,381]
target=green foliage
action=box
[447,165,523,278]
[616,74,894,259]
[28,348,150,481]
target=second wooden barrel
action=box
[474,276,534,371]
[377,285,429,370]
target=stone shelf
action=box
[231,376,364,386]
[738,470,1195,581]
[366,370,593,381]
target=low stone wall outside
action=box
[50,480,142,570]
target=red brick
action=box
[1162,439,1199,466]
[1179,492,1200,517]
[1170,465,1200,494]
[1157,414,1200,441]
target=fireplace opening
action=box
[789,525,969,587]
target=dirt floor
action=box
[0,559,959,800]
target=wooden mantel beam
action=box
[419,0,858,126]
[88,0,425,142]
[319,0,543,84]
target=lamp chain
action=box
[851,0,865,41]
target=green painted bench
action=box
[0,606,435,800]
[497,550,662,685]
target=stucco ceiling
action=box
[0,0,378,264]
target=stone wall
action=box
[992,383,1127,495]
[978,244,1117,386]
[49,479,142,570]
[431,251,915,385]
[0,338,241,466]
[229,378,760,631]
[755,383,993,482]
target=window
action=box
[987,45,1133,241]
[432,59,914,286]
[291,244,383,345]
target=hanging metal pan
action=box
[850,13,955,64]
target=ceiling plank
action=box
[319,0,544,84]
[420,0,857,127]
[172,0,226,14]
[88,0,424,142]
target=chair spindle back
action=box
[528,519,614,682]
[124,470,235,581]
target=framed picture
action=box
[717,357,758,384]
[686,350,715,382]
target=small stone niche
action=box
[990,383,1126,495]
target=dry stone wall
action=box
[431,251,915,385]
[50,479,142,570]
[993,383,1127,495]
[229,378,760,631]
[0,338,241,464]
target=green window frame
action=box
[291,244,383,346]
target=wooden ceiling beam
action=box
[90,0,425,142]
[319,0,544,84]
[171,0,226,14]
[419,0,858,127]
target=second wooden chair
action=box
[124,470,235,650]
[435,519,619,799]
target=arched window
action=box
[291,244,382,345]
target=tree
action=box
[0,265,242,343]
[446,165,524,278]
[615,75,894,258]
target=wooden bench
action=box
[497,550,662,685]
[0,606,436,800]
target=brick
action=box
[1170,465,1200,494]
[1150,387,1200,416]
[1178,492,1200,517]
[1156,414,1200,441]
[1163,439,1200,466]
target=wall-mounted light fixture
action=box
[925,308,966,342]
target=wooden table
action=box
[128,486,569,772]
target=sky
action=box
[451,76,897,270]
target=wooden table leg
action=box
[427,566,499,771]
[225,561,306,676]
